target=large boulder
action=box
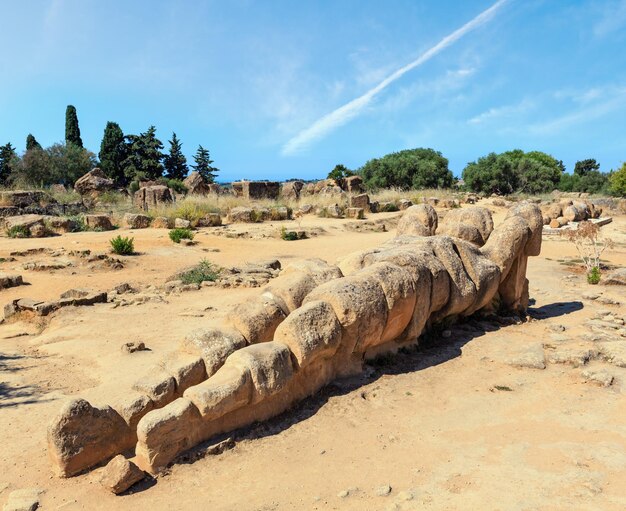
[3,214,47,237]
[83,214,114,231]
[344,175,364,193]
[227,207,254,223]
[183,364,252,419]
[74,168,114,197]
[273,300,343,369]
[437,206,494,246]
[358,262,417,345]
[262,271,318,314]
[47,398,131,477]
[135,398,203,473]
[196,213,222,227]
[134,185,174,211]
[396,204,437,236]
[0,190,55,208]
[349,193,370,210]
[226,296,286,344]
[603,268,626,286]
[225,342,293,403]
[304,274,388,353]
[183,171,209,195]
[181,327,248,377]
[122,213,151,229]
[281,181,304,201]
[0,273,23,290]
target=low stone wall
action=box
[47,203,543,478]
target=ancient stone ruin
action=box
[133,185,175,211]
[47,203,543,483]
[232,181,280,200]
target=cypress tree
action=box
[163,132,188,181]
[65,105,83,147]
[121,126,164,183]
[0,142,18,185]
[140,126,164,180]
[26,134,42,151]
[99,122,127,186]
[191,145,219,183]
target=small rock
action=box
[337,490,350,498]
[114,282,135,295]
[396,490,414,501]
[180,239,197,247]
[376,485,392,496]
[205,437,235,456]
[507,343,546,370]
[581,292,599,301]
[121,342,147,354]
[3,488,43,511]
[581,369,614,387]
[548,324,566,332]
[99,455,145,494]
[549,334,569,342]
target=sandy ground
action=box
[0,203,625,511]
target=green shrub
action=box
[179,259,220,284]
[280,225,306,241]
[380,202,399,212]
[250,209,265,223]
[129,180,140,194]
[162,178,188,194]
[67,215,87,232]
[7,225,31,238]
[109,235,135,255]
[169,228,194,243]
[98,190,126,205]
[587,266,601,285]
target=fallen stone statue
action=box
[47,203,543,482]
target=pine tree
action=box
[99,122,127,186]
[121,126,164,183]
[191,145,219,183]
[65,105,83,147]
[163,132,188,181]
[26,134,42,151]
[0,142,18,185]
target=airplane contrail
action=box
[281,0,509,156]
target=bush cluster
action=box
[169,227,194,243]
[179,259,220,285]
[109,235,135,255]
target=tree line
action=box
[0,105,219,189]
[331,148,626,196]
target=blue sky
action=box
[1,0,625,182]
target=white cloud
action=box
[530,86,626,134]
[380,67,477,113]
[468,98,534,125]
[280,0,509,156]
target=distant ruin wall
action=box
[47,203,543,477]
[231,181,280,201]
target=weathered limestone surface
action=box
[74,168,114,199]
[396,204,437,236]
[47,203,543,478]
[134,185,174,211]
